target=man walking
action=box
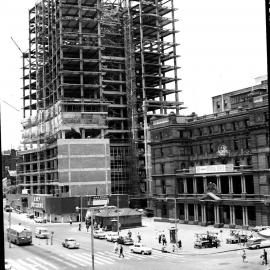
[242,250,246,263]
[119,244,124,258]
[264,249,268,265]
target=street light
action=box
[76,206,95,270]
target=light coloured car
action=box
[62,238,80,249]
[93,230,106,239]
[130,243,152,255]
[35,227,49,239]
[247,238,270,249]
[106,232,119,242]
[34,217,46,223]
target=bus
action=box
[7,224,32,245]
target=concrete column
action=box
[203,177,207,193]
[193,178,197,194]
[214,205,217,223]
[61,130,65,139]
[229,176,233,194]
[183,178,187,194]
[201,205,206,223]
[216,205,220,224]
[216,176,221,193]
[241,175,246,194]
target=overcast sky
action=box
[0,0,267,151]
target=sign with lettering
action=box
[195,164,234,174]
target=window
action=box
[160,148,164,157]
[209,143,214,153]
[232,122,236,131]
[244,119,249,127]
[159,132,163,140]
[247,156,252,166]
[161,163,165,174]
[245,138,250,149]
[209,126,212,135]
[220,124,224,133]
[199,129,203,136]
[161,179,166,194]
[233,139,238,150]
[224,101,228,109]
[216,101,220,109]
[199,145,203,154]
[189,130,193,138]
[264,112,269,122]
[179,130,183,138]
[234,157,240,166]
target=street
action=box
[4,212,270,270]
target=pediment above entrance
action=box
[200,192,221,201]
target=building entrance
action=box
[206,204,215,225]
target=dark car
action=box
[4,206,12,212]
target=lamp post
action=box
[76,206,95,270]
[117,195,120,235]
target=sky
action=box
[0,0,267,151]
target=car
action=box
[252,226,270,232]
[106,232,119,242]
[117,236,134,245]
[130,243,152,255]
[35,227,49,239]
[34,217,46,223]
[14,208,23,214]
[62,238,80,249]
[247,238,270,249]
[4,206,12,212]
[93,230,106,239]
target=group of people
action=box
[242,249,268,265]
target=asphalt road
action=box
[4,212,270,270]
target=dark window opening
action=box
[186,178,193,194]
[178,178,184,194]
[161,179,166,194]
[220,176,229,194]
[245,175,254,194]
[234,140,238,150]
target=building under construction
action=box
[17,0,183,206]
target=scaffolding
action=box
[19,0,183,201]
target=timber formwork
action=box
[18,0,183,201]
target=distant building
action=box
[150,79,269,228]
[1,149,18,179]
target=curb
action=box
[152,246,246,256]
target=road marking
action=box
[48,255,78,268]
[81,252,116,263]
[32,256,59,269]
[65,253,103,266]
[102,251,132,260]
[96,251,123,260]
[25,258,49,270]
[7,259,28,270]
[75,253,107,265]
[17,259,37,270]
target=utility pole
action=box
[117,195,120,235]
[90,210,95,270]
[8,210,11,248]
[80,196,83,228]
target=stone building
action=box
[150,78,269,228]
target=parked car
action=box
[130,243,152,255]
[14,208,23,214]
[34,217,46,223]
[27,214,35,219]
[62,238,80,249]
[118,236,134,245]
[247,238,270,249]
[4,206,12,212]
[252,226,270,232]
[35,227,49,239]
[226,234,247,244]
[93,230,106,239]
[106,232,119,242]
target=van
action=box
[35,227,49,239]
[247,238,270,249]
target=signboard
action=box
[92,199,108,206]
[195,164,234,174]
[31,196,44,209]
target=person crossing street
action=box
[119,244,124,258]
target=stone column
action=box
[193,178,197,194]
[241,175,246,194]
[216,176,221,193]
[230,205,235,227]
[229,176,233,194]
[194,204,199,221]
[81,128,86,139]
[184,204,189,222]
[203,177,207,193]
[201,205,206,225]
[245,206,249,227]
[61,130,65,139]
[242,206,246,226]
[183,178,187,194]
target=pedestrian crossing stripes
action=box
[6,248,188,269]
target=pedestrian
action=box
[178,240,182,249]
[114,242,118,253]
[172,244,175,252]
[158,234,161,244]
[128,230,132,238]
[119,244,124,258]
[69,218,72,225]
[78,223,81,231]
[264,249,268,265]
[242,250,246,263]
[137,232,141,243]
[86,225,89,232]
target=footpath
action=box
[120,217,252,255]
